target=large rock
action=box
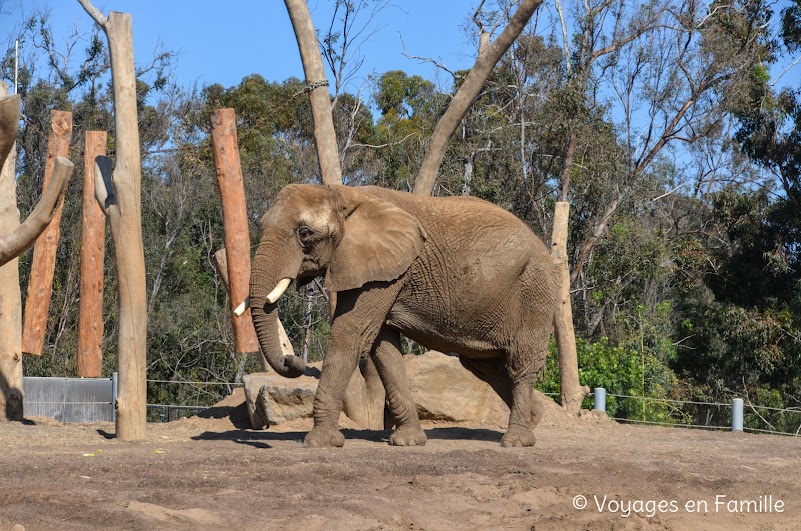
[405,351,510,426]
[243,369,318,429]
[243,361,383,429]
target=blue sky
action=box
[5,1,483,93]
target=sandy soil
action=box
[1,394,799,531]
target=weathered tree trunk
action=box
[551,202,589,412]
[210,108,260,356]
[80,2,148,441]
[21,110,72,356]
[0,85,22,421]
[0,83,75,420]
[413,0,543,196]
[283,0,342,185]
[77,131,107,377]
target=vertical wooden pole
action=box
[551,201,589,412]
[283,0,342,185]
[210,109,259,355]
[80,2,148,440]
[77,131,107,377]
[21,110,72,356]
[0,83,22,420]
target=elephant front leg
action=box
[305,281,400,448]
[372,328,426,446]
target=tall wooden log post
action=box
[551,202,589,411]
[77,131,107,377]
[210,109,260,356]
[0,82,75,420]
[21,110,72,356]
[284,0,342,185]
[79,1,147,441]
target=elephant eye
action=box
[297,226,314,241]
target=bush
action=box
[537,337,680,422]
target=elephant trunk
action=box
[250,236,305,378]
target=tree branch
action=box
[0,157,74,266]
[76,0,107,28]
[413,0,543,196]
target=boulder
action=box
[404,351,510,426]
[243,361,383,429]
[243,370,318,429]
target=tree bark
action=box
[0,85,22,421]
[210,109,260,355]
[21,110,72,356]
[413,0,543,196]
[551,202,589,412]
[284,0,342,185]
[0,84,75,420]
[80,3,148,441]
[77,131,107,377]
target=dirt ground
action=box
[1,393,800,531]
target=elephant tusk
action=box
[233,297,249,316]
[266,278,292,304]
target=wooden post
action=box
[21,110,72,356]
[77,131,107,377]
[551,201,589,412]
[210,109,260,355]
[283,0,342,185]
[80,2,148,441]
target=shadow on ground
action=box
[190,426,504,447]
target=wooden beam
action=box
[77,131,107,378]
[21,110,72,356]
[210,109,260,355]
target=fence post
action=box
[111,372,118,423]
[732,398,744,432]
[593,387,606,412]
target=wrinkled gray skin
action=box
[250,184,559,447]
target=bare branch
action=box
[0,158,74,266]
[76,0,107,28]
[413,0,544,195]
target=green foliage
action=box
[538,338,679,422]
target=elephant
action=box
[249,183,560,448]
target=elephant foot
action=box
[304,427,345,448]
[501,427,536,448]
[389,426,427,446]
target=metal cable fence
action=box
[20,377,801,436]
[590,389,801,437]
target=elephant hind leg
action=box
[372,328,426,446]
[460,351,546,447]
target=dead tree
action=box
[77,131,107,378]
[284,0,342,185]
[79,1,148,441]
[0,82,74,420]
[21,110,73,356]
[210,109,260,356]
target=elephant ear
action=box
[328,193,426,293]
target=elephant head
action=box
[249,184,426,378]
